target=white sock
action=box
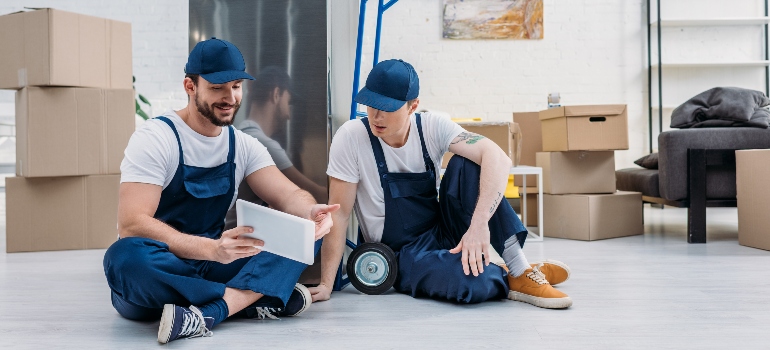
[502,235,530,277]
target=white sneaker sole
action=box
[508,291,573,309]
[535,259,571,285]
[287,283,312,317]
[157,304,175,344]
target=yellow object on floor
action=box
[450,117,482,123]
[504,175,519,199]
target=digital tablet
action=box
[235,199,315,265]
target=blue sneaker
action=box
[243,283,311,319]
[157,304,214,344]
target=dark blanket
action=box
[670,87,770,129]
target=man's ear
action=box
[183,77,196,96]
[408,98,420,114]
[272,87,281,104]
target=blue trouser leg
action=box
[438,155,528,253]
[395,230,509,304]
[103,237,317,321]
[393,156,529,304]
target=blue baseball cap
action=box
[185,38,255,84]
[355,59,419,112]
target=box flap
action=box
[108,20,133,88]
[539,107,565,121]
[78,15,108,88]
[49,8,80,86]
[457,121,510,127]
[0,7,50,17]
[564,105,626,117]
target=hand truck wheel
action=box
[346,242,398,295]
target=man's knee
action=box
[451,271,507,304]
[424,256,506,304]
[103,237,169,281]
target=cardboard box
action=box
[521,188,538,227]
[513,112,542,187]
[442,121,521,168]
[536,151,616,194]
[0,8,132,89]
[539,105,629,152]
[16,87,134,177]
[6,175,120,252]
[542,191,643,241]
[508,187,538,227]
[736,150,770,251]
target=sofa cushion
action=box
[633,153,659,169]
[658,128,770,201]
[616,168,660,198]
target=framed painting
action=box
[443,0,544,40]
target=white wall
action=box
[351,0,647,169]
[649,0,768,139]
[1,1,766,170]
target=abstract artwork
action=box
[443,0,543,40]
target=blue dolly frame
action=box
[334,0,400,292]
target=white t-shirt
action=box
[327,112,464,243]
[120,110,276,210]
[237,119,293,170]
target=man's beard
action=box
[194,94,240,127]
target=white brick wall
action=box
[353,0,646,168]
[1,0,765,170]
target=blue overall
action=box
[362,115,528,304]
[103,117,313,321]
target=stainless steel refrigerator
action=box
[190,0,329,284]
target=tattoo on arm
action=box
[490,192,502,214]
[451,132,486,145]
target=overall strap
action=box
[414,113,434,173]
[226,125,235,163]
[156,117,184,165]
[361,117,389,179]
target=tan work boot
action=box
[530,260,570,286]
[508,265,572,309]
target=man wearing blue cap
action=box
[310,59,572,309]
[102,38,339,343]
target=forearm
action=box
[273,188,317,220]
[470,150,511,227]
[119,215,214,260]
[319,212,349,287]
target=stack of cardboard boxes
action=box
[517,105,643,240]
[1,8,134,252]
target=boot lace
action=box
[527,264,550,285]
[179,306,213,339]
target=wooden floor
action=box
[1,191,769,349]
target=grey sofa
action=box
[617,128,770,243]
